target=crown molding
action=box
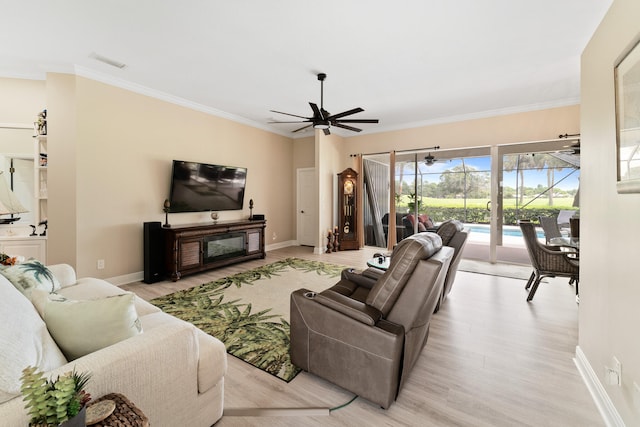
[348,98,581,138]
[0,123,32,130]
[6,66,579,141]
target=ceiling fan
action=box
[566,142,580,154]
[424,146,441,166]
[268,73,379,135]
[559,133,580,154]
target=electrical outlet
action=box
[272,232,277,240]
[97,259,105,270]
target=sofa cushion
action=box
[137,312,228,393]
[0,276,67,404]
[59,277,161,317]
[31,290,143,360]
[418,214,434,228]
[0,259,60,298]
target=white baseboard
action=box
[574,346,625,427]
[265,240,296,251]
[110,271,144,286]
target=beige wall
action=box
[46,73,79,268]
[293,136,315,170]
[316,131,343,251]
[581,0,640,424]
[44,75,293,278]
[0,77,45,124]
[341,105,580,160]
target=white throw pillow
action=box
[32,290,143,360]
[0,277,67,404]
[0,260,60,299]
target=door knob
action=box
[300,210,305,213]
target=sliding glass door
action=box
[361,138,580,262]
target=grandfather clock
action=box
[338,168,359,250]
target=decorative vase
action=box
[58,406,86,427]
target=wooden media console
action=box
[161,219,266,281]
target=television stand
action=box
[162,219,266,281]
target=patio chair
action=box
[557,209,576,229]
[538,215,562,244]
[518,220,579,301]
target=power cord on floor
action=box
[329,395,358,412]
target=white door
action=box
[297,168,316,246]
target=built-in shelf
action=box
[33,135,47,224]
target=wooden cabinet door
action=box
[247,229,262,254]
[178,237,202,270]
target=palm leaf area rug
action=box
[150,257,346,382]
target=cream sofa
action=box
[0,263,226,427]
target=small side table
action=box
[366,256,390,270]
[87,393,149,427]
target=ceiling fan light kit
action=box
[424,145,441,166]
[559,133,581,154]
[269,73,379,135]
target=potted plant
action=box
[20,366,92,427]
[407,192,423,213]
[0,252,17,266]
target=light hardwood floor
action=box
[122,246,603,427]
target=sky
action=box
[398,155,580,191]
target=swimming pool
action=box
[465,224,544,239]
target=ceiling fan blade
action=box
[270,110,311,120]
[327,107,364,120]
[293,124,313,133]
[333,123,362,132]
[309,102,325,119]
[335,118,379,124]
[269,74,379,134]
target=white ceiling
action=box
[0,1,612,137]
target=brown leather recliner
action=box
[433,220,469,310]
[290,233,454,408]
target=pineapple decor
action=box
[20,366,92,427]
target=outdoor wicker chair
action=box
[538,215,563,244]
[518,220,579,301]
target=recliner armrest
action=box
[362,267,384,281]
[316,289,382,326]
[341,268,380,289]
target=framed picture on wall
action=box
[615,39,640,193]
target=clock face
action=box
[344,179,354,195]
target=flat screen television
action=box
[168,160,247,212]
